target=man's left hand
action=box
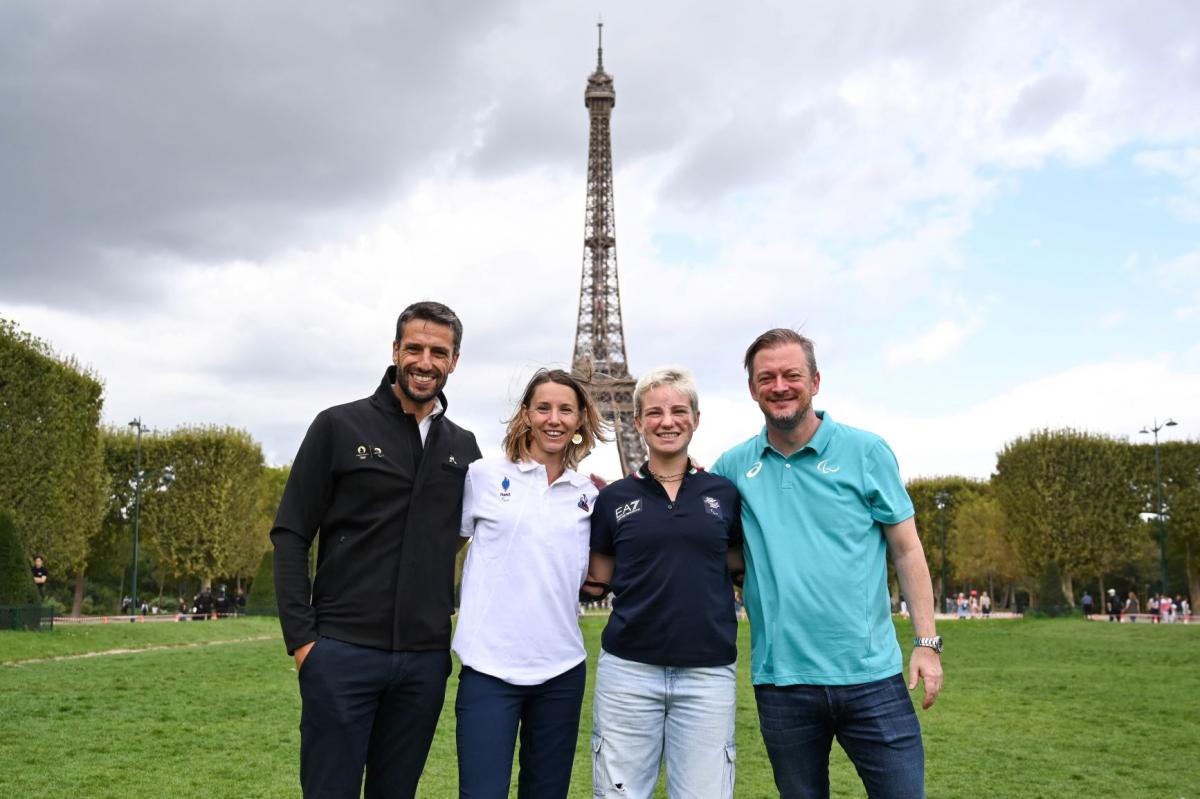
[907,647,943,709]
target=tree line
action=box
[907,429,1200,610]
[1,317,287,614]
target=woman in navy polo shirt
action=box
[584,366,744,799]
[453,369,607,798]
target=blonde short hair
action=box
[633,366,699,418]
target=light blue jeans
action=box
[591,650,736,799]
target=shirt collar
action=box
[515,459,591,487]
[757,410,833,457]
[633,460,700,481]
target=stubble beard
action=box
[397,366,447,405]
[765,402,811,432]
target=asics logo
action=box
[746,462,762,479]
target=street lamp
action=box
[127,419,174,617]
[1139,417,1178,596]
[935,491,950,613]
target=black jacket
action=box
[271,368,481,654]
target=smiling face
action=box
[635,385,699,459]
[523,381,581,465]
[391,319,459,410]
[749,342,820,432]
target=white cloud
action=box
[886,318,983,367]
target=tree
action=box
[0,318,108,613]
[246,549,277,616]
[1154,441,1200,600]
[1033,560,1071,617]
[102,425,264,595]
[904,476,988,601]
[994,429,1142,604]
[0,510,39,605]
[950,493,1021,603]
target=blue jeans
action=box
[455,662,586,799]
[297,637,451,799]
[591,650,736,799]
[754,673,924,799]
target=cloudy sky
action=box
[3,1,1199,482]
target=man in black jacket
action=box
[272,300,482,799]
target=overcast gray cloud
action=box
[0,0,509,305]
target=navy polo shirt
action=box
[590,462,743,667]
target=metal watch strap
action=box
[914,636,943,653]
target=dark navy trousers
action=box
[298,636,452,799]
[455,661,587,799]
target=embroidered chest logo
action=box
[703,496,722,518]
[500,476,512,502]
[355,445,384,460]
[746,461,762,478]
[577,494,590,512]
[816,459,840,474]
[615,499,642,521]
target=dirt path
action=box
[2,634,279,667]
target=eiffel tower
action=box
[571,22,646,475]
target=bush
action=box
[0,510,39,605]
[1032,560,1071,618]
[246,549,277,616]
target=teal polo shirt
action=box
[711,411,914,686]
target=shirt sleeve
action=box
[710,451,730,480]
[270,411,334,655]
[460,466,477,538]
[590,489,616,556]
[864,438,915,525]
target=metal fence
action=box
[0,605,54,631]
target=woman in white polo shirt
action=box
[453,368,607,799]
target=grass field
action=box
[2,616,1198,798]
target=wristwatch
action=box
[914,636,943,654]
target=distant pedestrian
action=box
[30,555,48,598]
[980,591,992,618]
[1081,591,1094,618]
[956,592,970,619]
[1148,594,1160,623]
[1123,592,1140,622]
[1106,589,1122,621]
[969,590,980,617]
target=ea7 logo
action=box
[615,499,642,521]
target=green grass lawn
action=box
[2,616,1198,798]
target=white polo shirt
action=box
[452,456,598,685]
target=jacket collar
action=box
[376,366,449,419]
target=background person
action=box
[30,555,47,598]
[272,301,481,799]
[1106,589,1122,621]
[453,369,605,799]
[585,367,743,799]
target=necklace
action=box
[649,469,686,482]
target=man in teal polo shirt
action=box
[712,328,942,799]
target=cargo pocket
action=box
[722,741,737,799]
[591,732,626,797]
